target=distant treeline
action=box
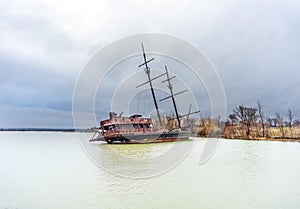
[0,128,94,132]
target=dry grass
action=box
[223,125,300,142]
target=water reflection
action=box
[83,137,194,178]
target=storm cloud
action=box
[0,0,299,128]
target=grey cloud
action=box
[1,0,300,127]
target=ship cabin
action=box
[100,112,153,136]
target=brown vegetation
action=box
[196,116,225,137]
[223,103,300,141]
[149,101,300,142]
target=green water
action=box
[0,132,300,209]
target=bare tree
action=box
[287,109,293,128]
[275,113,285,138]
[232,105,258,138]
[267,117,277,127]
[229,113,238,125]
[287,108,293,137]
[257,100,265,137]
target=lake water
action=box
[1,132,300,209]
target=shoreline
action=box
[0,128,94,132]
[221,137,300,143]
[1,129,300,143]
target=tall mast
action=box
[137,43,163,127]
[162,66,181,128]
[160,65,201,128]
[175,104,200,127]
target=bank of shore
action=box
[223,136,300,143]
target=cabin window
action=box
[133,124,140,129]
[103,126,109,131]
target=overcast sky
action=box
[0,0,299,128]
